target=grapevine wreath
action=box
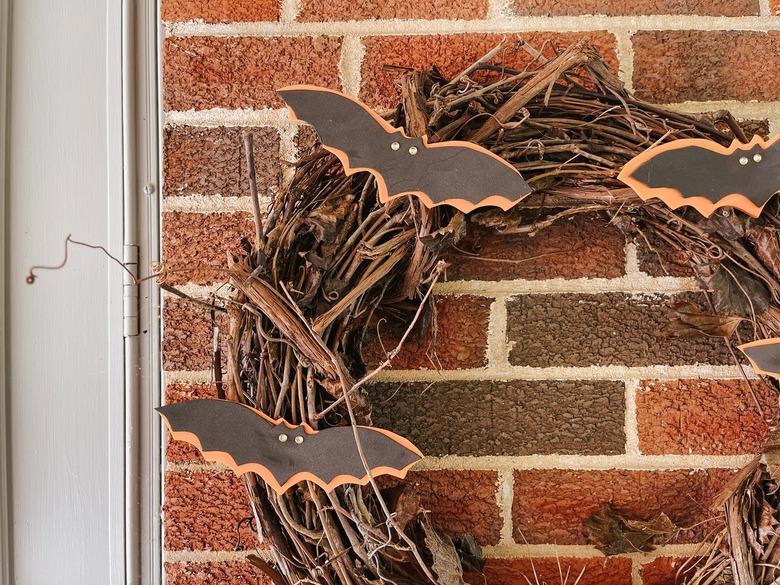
[35,39,780,584]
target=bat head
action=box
[619,135,780,218]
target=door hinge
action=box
[123,244,140,337]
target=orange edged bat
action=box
[157,399,423,494]
[278,85,532,213]
[618,135,780,218]
[738,338,780,380]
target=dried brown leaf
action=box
[667,301,743,338]
[422,521,466,585]
[704,261,771,318]
[585,504,678,556]
[747,225,780,283]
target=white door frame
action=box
[1,1,163,583]
[123,1,163,584]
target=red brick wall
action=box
[160,2,780,584]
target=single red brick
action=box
[466,557,633,585]
[163,37,341,110]
[164,471,256,550]
[362,296,491,370]
[162,0,280,22]
[637,379,778,455]
[165,383,218,463]
[162,211,255,285]
[299,0,487,20]
[163,126,281,198]
[633,31,780,103]
[772,0,780,14]
[165,561,271,585]
[361,33,617,108]
[386,470,501,545]
[640,557,699,585]
[511,0,756,15]
[162,297,229,371]
[443,216,626,281]
[512,469,734,544]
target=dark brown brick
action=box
[363,296,491,370]
[506,292,732,367]
[161,0,280,22]
[635,232,696,277]
[165,561,271,585]
[443,216,626,281]
[466,557,633,585]
[165,383,218,463]
[164,471,255,550]
[163,126,280,198]
[640,557,699,585]
[361,33,617,108]
[512,468,734,544]
[511,0,757,15]
[633,31,780,103]
[162,297,229,371]
[163,37,341,110]
[385,470,501,545]
[367,379,625,456]
[162,211,255,285]
[300,0,488,20]
[637,378,778,455]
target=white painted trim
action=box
[0,0,10,581]
[123,1,163,584]
[164,15,780,37]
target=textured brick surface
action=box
[512,469,734,544]
[636,232,696,277]
[640,557,698,585]
[386,470,501,545]
[633,31,780,103]
[162,298,229,371]
[443,216,626,281]
[362,296,491,370]
[506,292,732,367]
[161,0,280,22]
[367,379,625,456]
[361,33,617,107]
[165,383,218,463]
[300,0,488,20]
[637,379,778,455]
[466,557,633,585]
[773,0,780,14]
[162,211,255,285]
[511,0,757,15]
[163,126,280,198]
[165,562,271,585]
[164,471,255,550]
[163,37,341,110]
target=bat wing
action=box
[619,136,780,218]
[278,85,532,213]
[738,338,780,379]
[157,399,423,493]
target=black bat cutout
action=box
[158,399,423,494]
[739,338,780,380]
[619,135,780,218]
[278,85,532,213]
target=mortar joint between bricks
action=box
[487,295,511,369]
[497,469,516,546]
[338,36,364,98]
[624,379,641,456]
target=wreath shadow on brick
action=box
[190,41,780,585]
